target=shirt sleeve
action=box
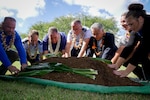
[84,29,92,39]
[0,43,12,67]
[42,34,49,51]
[38,40,43,53]
[67,30,72,42]
[22,38,28,52]
[120,34,138,59]
[106,33,117,49]
[14,32,27,64]
[60,32,67,50]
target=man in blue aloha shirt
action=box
[43,27,66,57]
[0,17,28,75]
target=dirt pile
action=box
[34,57,142,86]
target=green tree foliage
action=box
[51,15,75,34]
[28,14,118,40]
[29,21,51,40]
[20,22,50,40]
[20,33,28,39]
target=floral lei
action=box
[94,39,104,56]
[72,32,83,50]
[48,33,61,55]
[27,41,38,59]
[1,31,15,51]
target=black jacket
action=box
[120,15,150,66]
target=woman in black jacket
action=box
[108,3,150,80]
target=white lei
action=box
[48,34,61,55]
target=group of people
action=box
[108,3,150,81]
[21,19,118,64]
[0,17,118,75]
[22,27,67,65]
[0,3,150,81]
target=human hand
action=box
[21,63,28,71]
[113,70,129,77]
[107,64,119,70]
[7,65,20,74]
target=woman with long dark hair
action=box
[108,3,150,80]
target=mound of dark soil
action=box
[33,57,142,86]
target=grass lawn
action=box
[0,80,150,100]
[0,61,150,100]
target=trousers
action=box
[0,50,19,75]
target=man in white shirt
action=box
[65,19,92,57]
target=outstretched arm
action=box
[14,32,28,70]
[77,38,90,57]
[64,42,71,57]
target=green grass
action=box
[0,61,150,100]
[0,80,150,100]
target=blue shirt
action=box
[43,32,66,52]
[0,31,27,67]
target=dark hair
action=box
[126,3,146,18]
[71,19,81,25]
[4,17,16,22]
[29,30,39,37]
[48,27,58,34]
[0,23,2,30]
[2,17,16,29]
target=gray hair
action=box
[90,23,103,30]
